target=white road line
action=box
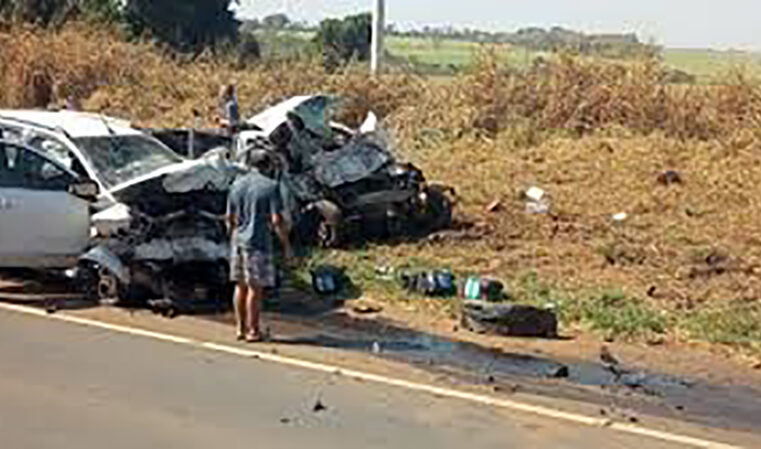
[0,301,743,449]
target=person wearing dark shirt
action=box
[227,151,291,342]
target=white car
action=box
[0,110,224,271]
[0,110,190,208]
[0,140,97,268]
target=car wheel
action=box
[97,267,121,305]
[309,200,343,248]
[96,266,147,307]
[317,219,341,248]
[421,186,453,232]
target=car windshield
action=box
[73,135,183,189]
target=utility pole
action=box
[371,0,385,74]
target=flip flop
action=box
[245,333,263,343]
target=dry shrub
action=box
[4,25,759,144]
[0,23,162,108]
[0,23,427,128]
[393,48,761,148]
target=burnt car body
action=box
[235,95,455,247]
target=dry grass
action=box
[2,25,761,350]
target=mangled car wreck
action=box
[0,98,454,315]
[235,95,455,247]
[82,160,239,314]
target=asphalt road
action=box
[0,309,715,449]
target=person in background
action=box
[218,84,240,137]
[227,150,291,342]
[65,94,81,111]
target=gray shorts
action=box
[230,247,276,287]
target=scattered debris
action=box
[460,276,506,301]
[351,300,383,315]
[600,345,621,366]
[400,270,456,296]
[600,346,625,380]
[524,186,551,214]
[374,265,396,281]
[485,199,503,213]
[525,186,546,203]
[461,301,558,338]
[311,265,348,295]
[612,212,628,222]
[546,364,570,379]
[657,170,683,186]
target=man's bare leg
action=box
[246,283,264,341]
[234,282,249,340]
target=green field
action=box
[663,48,761,80]
[387,35,761,80]
[251,30,761,80]
[387,36,542,69]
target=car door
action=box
[0,142,91,268]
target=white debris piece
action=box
[612,212,628,222]
[92,203,131,237]
[525,186,546,202]
[360,111,378,134]
[524,186,550,214]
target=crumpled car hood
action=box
[107,159,239,216]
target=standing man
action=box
[218,84,240,137]
[227,151,291,342]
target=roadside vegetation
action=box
[2,17,761,354]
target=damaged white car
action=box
[0,140,97,268]
[0,110,239,313]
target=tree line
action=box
[0,1,373,68]
[0,0,242,54]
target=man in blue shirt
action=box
[227,150,291,342]
[218,84,240,136]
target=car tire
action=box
[421,186,453,232]
[309,200,343,248]
[95,266,147,307]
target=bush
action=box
[314,12,372,71]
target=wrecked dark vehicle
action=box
[236,95,455,247]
